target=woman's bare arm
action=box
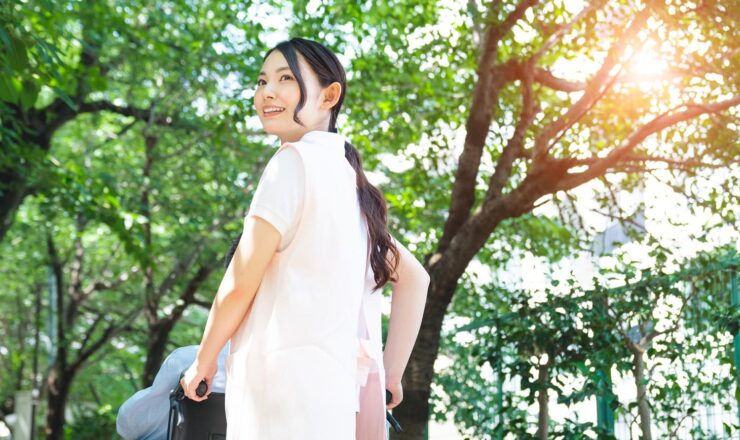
[383,234,430,407]
[194,216,281,367]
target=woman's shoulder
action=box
[267,142,304,170]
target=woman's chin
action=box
[261,119,285,130]
[259,123,277,133]
[260,126,284,139]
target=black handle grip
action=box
[195,380,208,397]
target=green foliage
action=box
[64,403,118,440]
[0,1,68,110]
[436,246,738,438]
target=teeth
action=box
[265,108,284,114]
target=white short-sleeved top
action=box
[245,146,304,252]
[225,130,386,439]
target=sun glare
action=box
[624,45,670,91]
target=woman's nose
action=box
[262,82,277,99]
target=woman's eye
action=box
[256,74,293,86]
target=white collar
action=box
[298,130,350,148]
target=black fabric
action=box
[167,379,227,440]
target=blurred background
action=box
[0,0,738,438]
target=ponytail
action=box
[341,136,400,292]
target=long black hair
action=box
[228,37,399,291]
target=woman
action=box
[180,37,430,439]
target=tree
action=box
[1,1,268,436]
[0,0,263,242]
[379,1,739,436]
[436,246,738,438]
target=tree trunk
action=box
[535,365,549,439]
[44,366,74,440]
[389,282,452,439]
[632,351,652,440]
[143,332,169,387]
[0,107,44,242]
[389,180,549,439]
[142,320,176,387]
[0,164,31,243]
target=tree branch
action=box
[531,4,651,165]
[67,214,87,323]
[532,67,586,92]
[570,153,738,169]
[69,307,142,374]
[46,232,67,371]
[590,206,648,234]
[503,63,703,93]
[80,270,132,303]
[192,297,212,309]
[532,0,601,62]
[76,314,105,356]
[555,96,740,191]
[438,0,540,252]
[155,239,208,299]
[485,60,539,202]
[163,263,216,325]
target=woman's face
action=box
[254,50,340,144]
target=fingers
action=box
[179,377,209,402]
[386,389,403,410]
[386,396,402,409]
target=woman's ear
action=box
[321,82,342,109]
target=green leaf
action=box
[0,75,19,103]
[19,78,40,110]
[0,27,11,51]
[7,36,29,71]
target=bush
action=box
[64,403,118,439]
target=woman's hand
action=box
[385,378,403,410]
[180,358,217,402]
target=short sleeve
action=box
[245,146,305,247]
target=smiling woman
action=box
[253,47,343,143]
[177,37,430,440]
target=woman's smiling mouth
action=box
[263,106,285,117]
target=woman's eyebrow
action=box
[258,66,292,77]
